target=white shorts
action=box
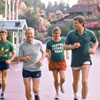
[72,61,90,70]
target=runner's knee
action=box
[54,79,59,85]
[2,78,6,84]
[82,79,88,86]
[60,78,65,83]
[33,87,39,93]
[25,87,31,93]
[73,80,79,85]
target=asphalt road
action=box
[1,49,100,100]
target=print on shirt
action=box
[52,43,63,53]
[0,47,8,57]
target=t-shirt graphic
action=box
[0,47,8,57]
[46,38,65,62]
[52,43,63,53]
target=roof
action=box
[0,19,27,32]
[69,4,99,13]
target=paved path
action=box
[1,49,100,100]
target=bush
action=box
[7,32,13,43]
[48,21,74,37]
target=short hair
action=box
[0,29,8,35]
[52,26,61,33]
[74,15,85,27]
[25,27,35,35]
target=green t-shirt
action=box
[65,29,97,67]
[0,40,14,61]
[46,38,65,62]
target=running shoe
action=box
[55,93,59,100]
[35,95,40,100]
[1,93,5,99]
[74,98,78,100]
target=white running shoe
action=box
[55,93,59,100]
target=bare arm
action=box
[46,48,51,60]
[66,50,70,59]
[6,50,16,64]
[37,52,46,66]
[63,43,81,50]
[89,40,99,54]
[18,56,32,62]
[39,52,46,61]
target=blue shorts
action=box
[0,61,9,70]
[22,69,41,78]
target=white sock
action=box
[82,99,86,100]
[34,93,39,96]
[74,93,78,98]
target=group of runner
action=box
[0,15,98,100]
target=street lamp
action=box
[2,24,6,29]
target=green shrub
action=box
[7,32,13,43]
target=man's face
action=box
[0,33,7,42]
[74,20,83,30]
[26,30,34,43]
[53,30,61,39]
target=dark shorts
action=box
[49,59,67,71]
[0,61,9,70]
[22,69,41,78]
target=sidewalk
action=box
[3,49,100,100]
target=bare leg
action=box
[81,65,90,99]
[23,78,32,100]
[32,78,40,100]
[72,69,80,98]
[32,78,40,94]
[0,71,2,84]
[2,69,9,93]
[59,70,66,93]
[52,70,59,94]
[0,71,2,89]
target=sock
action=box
[34,93,39,96]
[74,93,78,98]
[82,99,86,100]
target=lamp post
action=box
[2,24,6,29]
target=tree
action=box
[19,9,40,30]
[0,1,4,15]
[53,2,59,13]
[46,2,54,15]
[48,21,74,37]
[20,0,34,7]
[7,32,13,43]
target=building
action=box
[68,4,100,19]
[78,0,100,6]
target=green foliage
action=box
[19,10,40,30]
[59,25,70,36]
[47,25,55,36]
[20,0,45,9]
[46,2,54,14]
[7,32,13,43]
[33,0,45,9]
[20,0,34,7]
[0,1,4,14]
[48,21,74,37]
[52,15,58,22]
[46,1,70,15]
